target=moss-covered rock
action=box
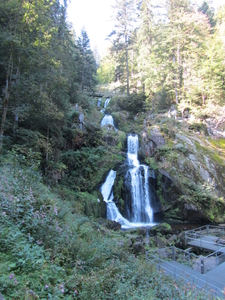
[149,223,172,236]
[141,114,225,224]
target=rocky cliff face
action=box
[138,113,225,224]
[97,89,225,224]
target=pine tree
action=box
[77,28,97,92]
[109,0,136,95]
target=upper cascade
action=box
[97,98,102,107]
[104,98,110,108]
[101,114,117,130]
[127,134,140,167]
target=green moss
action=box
[167,139,174,147]
[188,122,207,134]
[145,157,158,170]
[195,141,225,166]
[209,138,225,150]
[114,177,125,201]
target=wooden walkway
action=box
[187,235,225,252]
[147,226,225,298]
[158,260,225,298]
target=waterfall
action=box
[127,134,139,167]
[126,134,153,223]
[100,170,116,203]
[100,170,130,226]
[101,114,117,130]
[100,134,156,229]
[100,98,111,113]
[104,98,110,108]
[97,98,102,107]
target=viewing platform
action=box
[146,225,225,299]
[185,224,225,252]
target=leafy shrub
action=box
[189,122,207,134]
[117,93,146,114]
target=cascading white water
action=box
[127,134,153,223]
[97,98,102,107]
[100,135,155,229]
[127,134,139,167]
[100,170,130,226]
[101,114,117,130]
[100,170,116,202]
[104,98,110,108]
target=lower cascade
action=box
[100,134,156,229]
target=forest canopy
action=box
[98,0,225,111]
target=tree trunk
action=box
[0,101,9,153]
[125,33,130,96]
[0,54,13,153]
[173,54,179,104]
[46,123,49,162]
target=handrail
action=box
[185,225,225,235]
[147,245,225,274]
[146,251,223,298]
[185,236,225,247]
[205,246,225,258]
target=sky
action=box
[67,0,224,57]
[67,0,115,56]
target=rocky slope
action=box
[97,86,225,224]
[139,113,225,223]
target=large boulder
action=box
[149,223,172,236]
[140,126,165,157]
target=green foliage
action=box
[0,150,218,299]
[145,157,158,171]
[117,93,146,114]
[188,122,208,134]
[61,145,123,192]
[178,179,225,222]
[77,28,97,91]
[154,146,173,161]
[97,52,116,83]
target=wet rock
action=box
[105,220,121,231]
[160,170,183,205]
[138,227,148,237]
[132,242,146,255]
[149,223,172,236]
[183,203,205,222]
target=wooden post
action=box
[172,246,176,261]
[201,257,204,274]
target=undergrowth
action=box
[0,151,219,299]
